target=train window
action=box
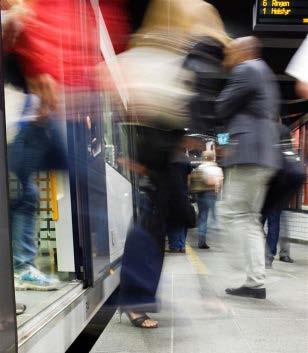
[102,92,133,181]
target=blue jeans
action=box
[10,176,38,271]
[197,191,216,245]
[265,210,281,258]
[167,221,187,250]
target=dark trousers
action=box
[167,221,187,250]
[266,210,281,258]
[118,173,168,312]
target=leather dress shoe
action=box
[226,286,266,299]
[279,256,294,263]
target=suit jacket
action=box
[216,59,282,169]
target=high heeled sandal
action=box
[119,309,158,329]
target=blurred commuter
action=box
[117,0,228,328]
[286,35,308,99]
[216,37,281,299]
[191,151,223,249]
[4,0,131,290]
[262,125,305,268]
[166,139,194,253]
[8,94,67,290]
[2,0,64,291]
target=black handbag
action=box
[8,120,68,178]
[262,153,306,215]
[262,125,306,215]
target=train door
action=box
[66,91,110,286]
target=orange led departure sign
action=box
[255,0,308,31]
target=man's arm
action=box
[286,36,308,99]
[215,63,255,119]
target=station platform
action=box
[91,229,308,353]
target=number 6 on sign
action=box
[263,0,267,6]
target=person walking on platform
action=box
[216,37,281,299]
[191,150,223,249]
[117,0,230,328]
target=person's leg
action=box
[207,191,218,230]
[180,226,188,252]
[167,221,181,251]
[118,172,168,327]
[221,166,274,296]
[11,176,38,272]
[279,213,293,262]
[265,210,281,266]
[197,193,210,247]
[175,225,187,252]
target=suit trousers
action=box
[220,165,275,288]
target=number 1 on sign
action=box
[263,7,267,14]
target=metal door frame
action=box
[0,17,18,353]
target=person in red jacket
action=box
[7,0,130,114]
[4,0,131,290]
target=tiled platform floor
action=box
[91,229,308,353]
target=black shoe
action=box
[225,286,266,299]
[279,256,294,263]
[198,243,210,249]
[180,248,186,253]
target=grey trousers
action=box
[220,165,275,288]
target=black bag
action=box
[8,120,68,177]
[262,154,306,215]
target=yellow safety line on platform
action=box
[186,244,208,275]
[50,171,59,222]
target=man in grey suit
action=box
[216,37,281,299]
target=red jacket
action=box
[13,0,131,88]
